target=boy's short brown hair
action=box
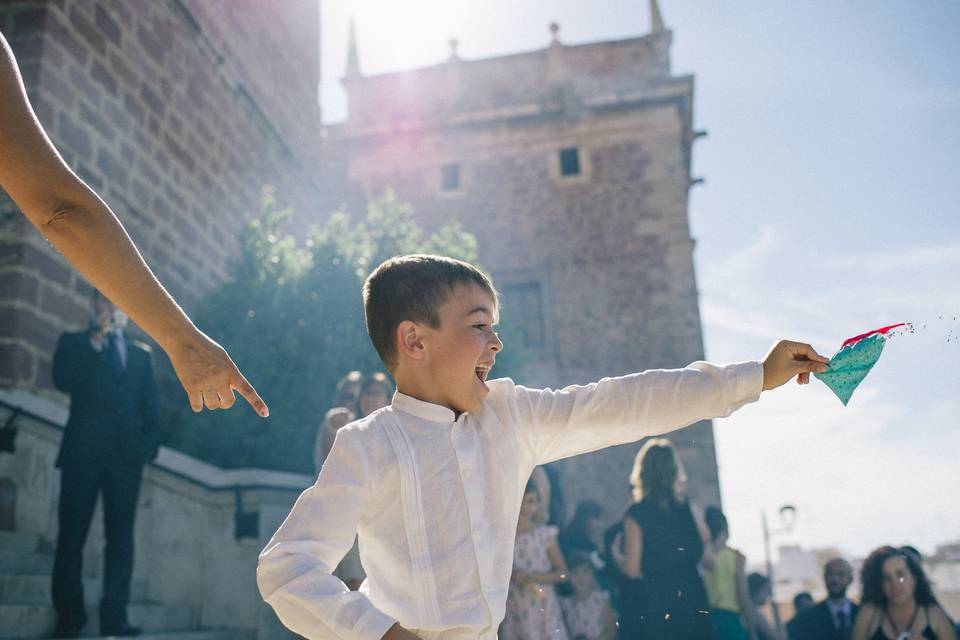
[362,254,498,370]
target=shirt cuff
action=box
[351,606,397,640]
[731,360,764,403]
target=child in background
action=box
[559,553,618,640]
[702,506,753,640]
[501,481,570,640]
[336,372,393,591]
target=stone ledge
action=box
[0,387,312,493]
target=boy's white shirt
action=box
[257,361,763,640]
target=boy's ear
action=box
[396,320,426,361]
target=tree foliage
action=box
[164,189,524,473]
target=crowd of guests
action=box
[314,374,958,640]
[497,438,958,640]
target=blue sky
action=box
[319,1,960,563]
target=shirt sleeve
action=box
[510,361,763,465]
[257,426,397,640]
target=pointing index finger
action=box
[232,368,269,417]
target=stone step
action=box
[0,573,147,605]
[0,530,45,553]
[0,549,53,575]
[0,549,99,578]
[0,601,196,638]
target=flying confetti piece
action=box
[815,323,909,405]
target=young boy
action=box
[257,254,828,640]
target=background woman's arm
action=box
[691,503,715,570]
[540,537,569,584]
[849,603,881,640]
[619,517,643,578]
[928,606,958,640]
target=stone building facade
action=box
[0,0,329,399]
[332,3,720,515]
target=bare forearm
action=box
[37,188,196,349]
[533,570,568,585]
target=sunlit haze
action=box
[321,1,960,564]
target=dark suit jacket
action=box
[791,600,860,640]
[52,330,160,468]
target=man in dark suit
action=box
[791,558,858,640]
[787,592,815,639]
[51,290,160,637]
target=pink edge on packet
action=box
[839,323,910,349]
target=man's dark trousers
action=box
[51,331,159,632]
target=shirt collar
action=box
[391,391,457,424]
[827,598,851,616]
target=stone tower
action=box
[331,1,719,519]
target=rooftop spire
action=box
[649,0,665,32]
[345,17,361,77]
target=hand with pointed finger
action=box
[762,339,830,391]
[165,328,269,417]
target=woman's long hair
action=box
[860,545,938,608]
[629,438,686,505]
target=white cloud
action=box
[703,226,777,286]
[821,241,960,274]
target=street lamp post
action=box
[761,504,797,633]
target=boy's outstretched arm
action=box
[761,340,829,389]
[508,338,827,465]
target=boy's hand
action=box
[762,340,829,390]
[382,623,422,640]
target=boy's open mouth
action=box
[474,364,491,384]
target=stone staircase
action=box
[0,531,253,640]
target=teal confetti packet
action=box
[814,323,909,405]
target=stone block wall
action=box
[0,392,309,637]
[0,0,327,395]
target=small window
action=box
[559,147,580,176]
[441,163,460,191]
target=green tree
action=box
[164,189,525,473]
